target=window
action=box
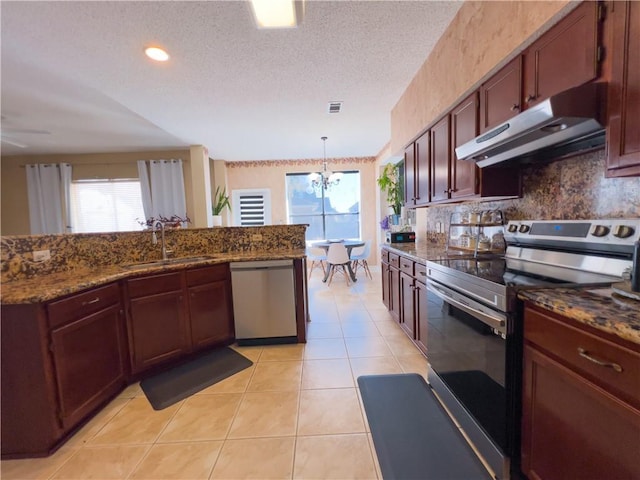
[286,171,361,241]
[231,189,272,226]
[70,179,146,233]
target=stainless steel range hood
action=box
[456,82,606,168]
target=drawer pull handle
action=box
[82,297,100,306]
[578,348,623,373]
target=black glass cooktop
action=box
[429,256,614,289]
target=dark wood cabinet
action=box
[50,304,126,429]
[126,266,236,375]
[414,279,428,355]
[399,271,415,338]
[126,272,190,374]
[404,131,430,207]
[404,143,416,206]
[381,249,428,354]
[1,283,126,458]
[187,265,234,349]
[523,1,602,108]
[480,56,522,133]
[430,115,451,203]
[387,252,401,322]
[450,92,479,200]
[521,304,640,479]
[606,0,640,177]
[381,250,390,309]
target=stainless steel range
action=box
[425,218,640,480]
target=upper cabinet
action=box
[430,115,451,203]
[450,92,479,199]
[404,132,430,207]
[522,1,602,108]
[606,0,640,177]
[480,57,522,133]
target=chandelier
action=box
[308,136,343,191]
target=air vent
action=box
[327,101,343,114]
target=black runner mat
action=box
[141,347,253,410]
[358,373,491,480]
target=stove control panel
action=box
[504,219,640,246]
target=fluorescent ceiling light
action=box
[251,0,303,28]
[145,47,170,62]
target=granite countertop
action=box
[382,242,450,263]
[1,250,306,304]
[519,288,640,346]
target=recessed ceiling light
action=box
[145,47,169,62]
[250,0,304,28]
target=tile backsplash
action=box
[419,150,640,245]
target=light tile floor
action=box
[1,266,429,480]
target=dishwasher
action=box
[230,260,297,346]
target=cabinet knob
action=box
[525,94,536,104]
[510,103,520,112]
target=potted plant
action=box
[377,162,403,218]
[211,186,231,226]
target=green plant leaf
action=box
[212,186,231,215]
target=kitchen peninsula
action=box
[0,224,309,459]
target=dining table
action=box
[310,239,365,283]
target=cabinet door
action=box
[521,344,640,480]
[451,92,479,200]
[404,143,416,206]
[128,290,189,374]
[414,280,428,355]
[381,261,390,309]
[480,56,522,133]
[50,305,126,429]
[606,0,640,177]
[523,1,601,108]
[189,279,234,349]
[399,272,415,338]
[430,115,451,203]
[389,265,401,322]
[415,131,430,205]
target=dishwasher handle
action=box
[230,260,293,271]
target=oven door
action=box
[426,278,512,478]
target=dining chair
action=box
[306,245,327,279]
[326,243,351,285]
[351,240,372,279]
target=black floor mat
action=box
[358,373,491,480]
[140,347,253,410]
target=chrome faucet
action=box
[152,221,173,260]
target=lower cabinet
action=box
[187,265,234,348]
[414,279,428,354]
[1,283,127,458]
[521,304,640,479]
[382,247,428,355]
[125,265,234,376]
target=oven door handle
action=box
[427,280,506,331]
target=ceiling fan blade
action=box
[0,137,27,148]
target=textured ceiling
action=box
[1,1,462,161]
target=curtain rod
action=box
[19,159,183,168]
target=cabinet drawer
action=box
[126,272,183,298]
[48,283,120,329]
[414,262,427,282]
[399,256,414,276]
[186,264,229,287]
[525,306,640,407]
[381,249,390,263]
[388,252,400,267]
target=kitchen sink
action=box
[122,256,215,270]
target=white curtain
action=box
[137,160,153,221]
[138,159,187,224]
[25,163,72,235]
